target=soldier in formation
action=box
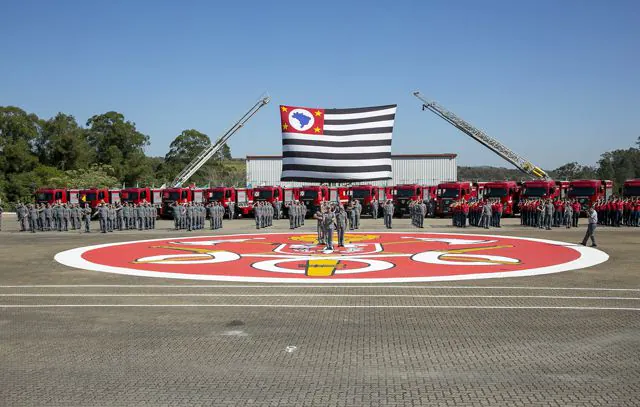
[254,201,274,230]
[382,199,394,229]
[288,201,306,229]
[207,202,225,230]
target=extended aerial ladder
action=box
[170,96,270,188]
[412,91,549,180]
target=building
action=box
[246,154,457,187]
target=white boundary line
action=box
[1,304,638,311]
[1,294,638,300]
[0,285,636,291]
[53,232,609,283]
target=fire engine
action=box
[568,179,614,213]
[435,181,478,217]
[329,187,350,207]
[235,188,253,217]
[623,179,640,198]
[160,187,204,218]
[35,188,68,205]
[392,184,430,218]
[206,187,237,217]
[252,186,283,217]
[350,185,384,215]
[121,187,162,206]
[520,180,569,201]
[79,188,121,210]
[299,185,329,216]
[483,181,521,216]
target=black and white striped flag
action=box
[279,104,396,182]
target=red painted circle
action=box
[54,232,607,283]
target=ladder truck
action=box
[413,91,549,180]
[169,96,270,188]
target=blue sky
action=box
[1,0,638,169]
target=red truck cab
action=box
[483,181,521,216]
[435,181,477,217]
[520,180,568,201]
[35,188,68,205]
[350,185,382,215]
[623,179,640,198]
[299,185,329,216]
[329,187,350,206]
[235,188,253,218]
[80,188,121,209]
[568,179,614,212]
[121,187,151,205]
[160,187,204,217]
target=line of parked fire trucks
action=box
[34,178,640,219]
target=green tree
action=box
[38,113,92,170]
[550,162,597,180]
[86,111,150,184]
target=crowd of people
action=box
[594,198,640,227]
[168,201,225,231]
[14,202,92,233]
[449,199,504,229]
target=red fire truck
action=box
[121,187,162,206]
[520,180,569,201]
[623,179,640,198]
[350,185,384,215]
[206,187,237,216]
[79,188,121,210]
[568,179,614,213]
[235,188,253,218]
[252,186,284,217]
[299,185,329,216]
[160,187,205,218]
[329,187,351,206]
[435,181,478,217]
[392,184,431,218]
[35,188,68,205]
[483,181,521,216]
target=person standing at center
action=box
[581,206,598,247]
[335,205,347,247]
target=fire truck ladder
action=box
[412,91,549,180]
[171,96,270,188]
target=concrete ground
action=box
[0,214,638,406]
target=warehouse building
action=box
[246,154,457,187]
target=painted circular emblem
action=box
[288,108,314,131]
[54,232,608,283]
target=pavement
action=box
[0,215,638,406]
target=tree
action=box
[161,129,231,185]
[550,162,597,180]
[38,113,92,170]
[86,112,150,184]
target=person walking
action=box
[581,207,598,247]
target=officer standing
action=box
[228,201,235,220]
[335,205,347,247]
[384,200,393,229]
[323,205,336,251]
[544,200,554,230]
[564,200,573,229]
[419,200,426,228]
[82,203,92,232]
[274,200,281,220]
[354,200,361,229]
[371,197,379,220]
[289,202,296,229]
[314,207,324,244]
[185,203,193,231]
[581,207,598,247]
[27,204,38,233]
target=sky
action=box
[1,0,638,169]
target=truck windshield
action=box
[352,189,371,199]
[36,192,53,202]
[485,188,508,198]
[209,191,224,200]
[438,188,459,198]
[568,187,596,197]
[301,190,318,199]
[165,192,180,201]
[123,192,139,202]
[396,188,416,198]
[522,187,547,197]
[623,185,640,197]
[256,190,273,199]
[85,192,97,201]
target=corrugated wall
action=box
[246,156,457,187]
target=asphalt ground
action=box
[0,215,638,406]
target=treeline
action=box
[0,106,245,206]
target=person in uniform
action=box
[274,200,281,220]
[371,197,379,220]
[82,203,92,232]
[314,206,324,244]
[74,204,82,231]
[97,203,108,233]
[228,201,235,220]
[27,204,38,233]
[37,203,46,231]
[255,202,261,229]
[335,205,347,247]
[354,200,361,229]
[544,199,554,230]
[564,200,573,229]
[289,202,296,229]
[383,200,393,229]
[581,207,598,247]
[323,204,336,251]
